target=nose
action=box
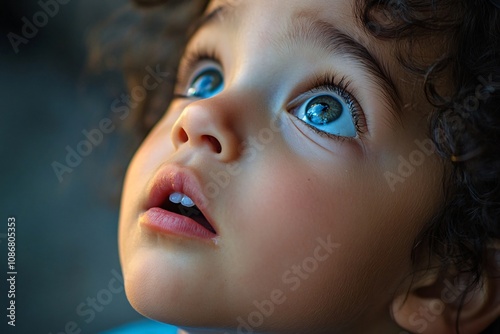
[171,99,241,162]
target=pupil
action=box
[198,76,215,90]
[305,96,342,125]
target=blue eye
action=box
[293,93,357,138]
[187,68,224,99]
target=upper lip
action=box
[144,164,217,233]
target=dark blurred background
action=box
[0,0,147,332]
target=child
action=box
[111,0,500,333]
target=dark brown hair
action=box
[359,2,500,333]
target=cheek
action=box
[121,107,180,208]
[218,154,369,314]
[219,146,436,323]
[119,110,178,262]
[231,149,383,257]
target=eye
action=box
[291,89,357,138]
[187,67,224,99]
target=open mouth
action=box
[160,192,217,234]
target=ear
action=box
[391,246,500,334]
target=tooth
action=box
[169,192,183,204]
[181,195,195,207]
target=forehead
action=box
[205,0,357,27]
[198,0,405,112]
[199,0,393,68]
[201,0,385,60]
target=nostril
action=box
[178,128,189,143]
[202,135,222,154]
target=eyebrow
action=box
[190,4,403,118]
[282,15,403,115]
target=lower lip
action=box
[140,207,217,241]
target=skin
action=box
[118,0,447,333]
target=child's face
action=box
[119,0,445,332]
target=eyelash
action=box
[295,74,364,141]
[175,47,221,98]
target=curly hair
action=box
[358,2,500,333]
[91,0,500,332]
